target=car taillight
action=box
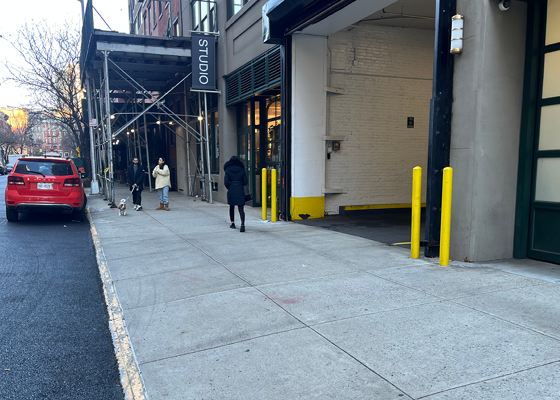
[63,178,81,187]
[8,176,25,185]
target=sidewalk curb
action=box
[87,208,149,400]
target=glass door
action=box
[237,101,252,203]
[265,95,281,211]
[529,0,560,263]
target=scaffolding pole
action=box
[184,81,193,196]
[98,69,109,201]
[142,98,153,192]
[102,51,116,206]
[197,92,206,201]
[85,72,99,195]
[203,92,213,204]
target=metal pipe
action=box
[134,101,142,163]
[198,92,206,201]
[85,73,99,194]
[439,167,453,266]
[98,69,109,201]
[143,98,152,192]
[271,168,277,223]
[203,93,213,204]
[262,168,267,221]
[411,166,422,258]
[103,51,115,205]
[184,81,192,196]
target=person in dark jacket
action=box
[224,156,248,232]
[126,157,145,211]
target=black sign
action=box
[407,117,415,128]
[192,33,216,91]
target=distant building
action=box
[40,117,74,158]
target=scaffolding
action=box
[80,1,215,205]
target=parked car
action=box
[5,156,87,222]
[6,163,13,173]
[0,164,7,175]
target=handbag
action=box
[244,193,252,202]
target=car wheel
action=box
[6,206,18,222]
[73,206,86,222]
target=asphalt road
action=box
[0,174,124,400]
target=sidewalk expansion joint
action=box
[448,298,560,343]
[415,359,560,399]
[138,326,308,366]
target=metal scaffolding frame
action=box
[80,6,215,205]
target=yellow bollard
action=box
[439,167,453,266]
[271,169,277,223]
[262,168,267,221]
[411,167,422,258]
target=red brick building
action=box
[129,0,182,37]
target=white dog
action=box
[117,199,127,216]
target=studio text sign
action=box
[192,33,216,91]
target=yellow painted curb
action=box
[88,209,147,400]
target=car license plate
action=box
[37,183,53,190]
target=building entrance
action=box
[528,0,560,263]
[236,93,281,211]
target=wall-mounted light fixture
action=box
[450,15,464,54]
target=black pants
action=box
[229,205,245,224]
[131,187,142,205]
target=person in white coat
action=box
[152,157,171,211]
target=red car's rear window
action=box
[14,160,74,176]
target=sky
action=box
[0,0,129,109]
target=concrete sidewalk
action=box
[88,185,560,400]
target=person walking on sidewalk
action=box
[224,156,248,232]
[126,157,145,211]
[153,157,171,211]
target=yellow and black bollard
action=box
[439,167,453,266]
[411,167,422,258]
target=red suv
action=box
[5,156,87,222]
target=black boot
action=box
[240,224,245,232]
[230,223,236,229]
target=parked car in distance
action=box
[6,163,13,173]
[5,156,87,222]
[0,164,7,175]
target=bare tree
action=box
[2,21,88,166]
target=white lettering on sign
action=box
[198,39,209,86]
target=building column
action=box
[290,34,328,220]
[450,0,527,261]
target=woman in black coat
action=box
[224,156,248,232]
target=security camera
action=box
[499,0,511,11]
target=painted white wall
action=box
[291,34,328,199]
[324,24,434,214]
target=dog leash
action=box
[124,187,136,202]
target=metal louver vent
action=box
[268,50,281,83]
[225,46,281,106]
